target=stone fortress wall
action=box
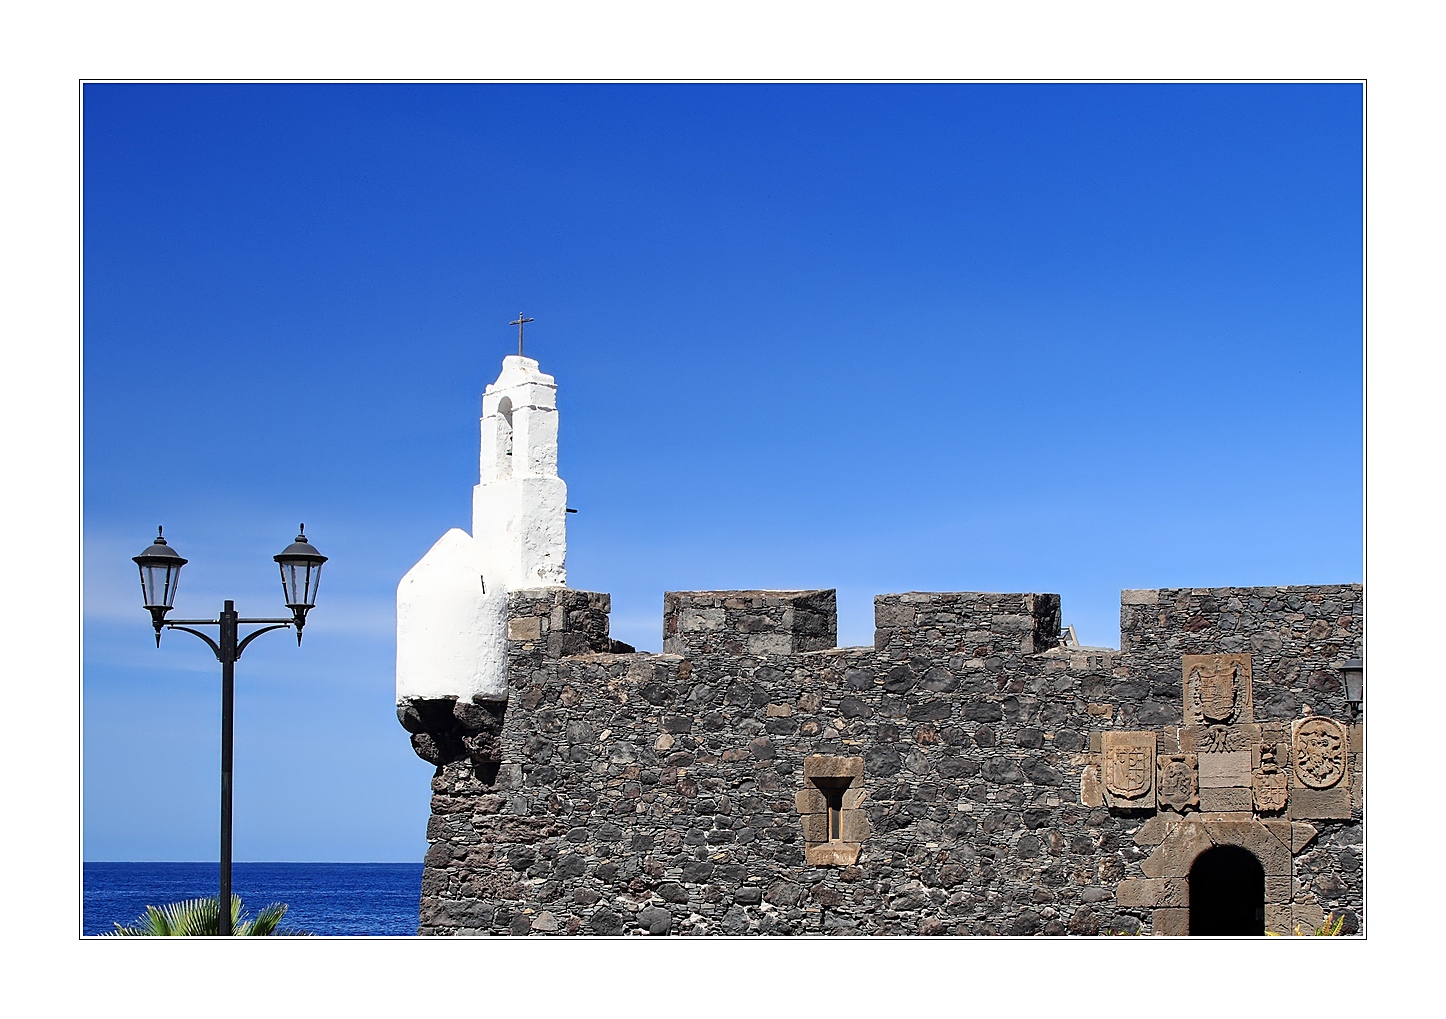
[401,581,1363,936]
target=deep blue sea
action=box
[84,862,423,936]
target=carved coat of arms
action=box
[1182,654,1253,727]
[1197,664,1238,723]
[1101,732,1155,803]
[1293,717,1347,789]
[1253,743,1288,812]
[1157,753,1198,813]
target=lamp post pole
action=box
[133,527,326,936]
[219,601,236,934]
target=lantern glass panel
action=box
[1344,667,1364,705]
[138,561,181,609]
[279,558,323,608]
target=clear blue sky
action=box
[83,83,1362,862]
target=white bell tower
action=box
[396,341,569,707]
[474,354,568,587]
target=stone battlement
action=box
[401,581,1363,937]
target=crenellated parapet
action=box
[407,580,1359,937]
[662,590,837,657]
[873,591,1062,660]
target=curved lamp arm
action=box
[235,624,293,660]
[163,625,223,661]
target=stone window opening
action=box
[798,756,868,866]
[816,777,848,841]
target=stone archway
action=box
[1118,817,1323,935]
[1189,845,1264,935]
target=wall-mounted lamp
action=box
[1341,659,1364,718]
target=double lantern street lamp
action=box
[133,526,327,936]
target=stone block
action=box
[1156,729,1180,754]
[1293,901,1326,933]
[839,809,870,842]
[801,813,830,842]
[1198,813,1253,824]
[841,786,867,810]
[1204,820,1292,876]
[795,788,826,815]
[1266,903,1292,935]
[1116,878,1165,907]
[804,755,864,779]
[1152,907,1189,936]
[1080,764,1104,808]
[805,843,862,866]
[507,616,542,641]
[1290,784,1352,820]
[532,911,558,932]
[1118,878,1186,910]
[1199,787,1252,813]
[1142,822,1213,879]
[1198,751,1252,787]
[874,602,916,627]
[766,703,793,717]
[1160,879,1189,908]
[1349,723,1363,754]
[1133,813,1175,847]
[678,607,725,631]
[1290,821,1318,854]
[749,634,792,655]
[1266,874,1291,904]
[1122,589,1159,606]
[1257,817,1288,841]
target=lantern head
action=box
[133,527,187,645]
[274,525,327,643]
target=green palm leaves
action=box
[105,895,307,936]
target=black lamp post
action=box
[133,525,327,935]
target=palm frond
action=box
[241,902,289,936]
[100,893,303,936]
[163,896,221,935]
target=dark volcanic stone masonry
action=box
[401,584,1363,936]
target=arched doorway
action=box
[1189,845,1265,935]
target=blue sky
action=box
[83,83,1362,862]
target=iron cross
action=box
[509,313,535,356]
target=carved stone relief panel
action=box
[1180,722,1260,755]
[1253,742,1288,813]
[1157,754,1198,813]
[1102,731,1156,809]
[1182,653,1253,727]
[1290,716,1352,820]
[1292,716,1347,789]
